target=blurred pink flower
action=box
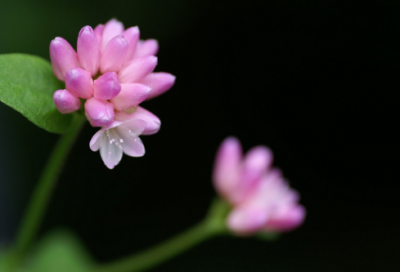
[213,137,305,235]
[50,19,175,168]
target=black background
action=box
[0,0,398,271]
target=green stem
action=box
[93,199,229,272]
[12,114,86,263]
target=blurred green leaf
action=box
[27,230,93,272]
[0,54,73,134]
[0,249,8,271]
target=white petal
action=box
[122,135,145,157]
[99,129,123,169]
[117,119,147,157]
[114,107,160,135]
[118,118,147,136]
[90,129,104,151]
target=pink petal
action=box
[65,68,93,99]
[110,83,151,111]
[50,37,80,81]
[123,26,140,63]
[133,39,159,58]
[77,26,100,76]
[53,89,81,114]
[93,72,121,100]
[243,146,273,173]
[100,35,128,73]
[103,120,123,130]
[94,24,104,45]
[237,146,274,201]
[227,206,269,235]
[138,72,176,100]
[243,172,287,209]
[263,205,306,232]
[85,98,115,127]
[101,19,124,52]
[118,56,158,83]
[213,137,242,202]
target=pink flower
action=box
[213,137,305,235]
[50,19,175,168]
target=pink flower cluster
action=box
[50,19,175,169]
[213,137,305,235]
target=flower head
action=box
[213,137,305,235]
[50,19,175,168]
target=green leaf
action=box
[27,230,94,272]
[0,249,9,271]
[0,248,24,272]
[0,53,74,134]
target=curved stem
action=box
[12,114,86,263]
[95,222,212,272]
[93,198,229,272]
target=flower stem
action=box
[12,114,86,264]
[93,198,229,272]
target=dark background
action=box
[0,0,398,271]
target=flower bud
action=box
[65,68,93,99]
[101,19,124,51]
[94,24,104,45]
[123,26,140,63]
[133,39,159,58]
[50,37,79,81]
[93,72,121,100]
[100,35,129,73]
[118,56,157,83]
[232,146,273,203]
[85,98,115,127]
[77,26,100,76]
[110,83,150,111]
[138,72,176,100]
[213,137,242,199]
[53,89,81,113]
